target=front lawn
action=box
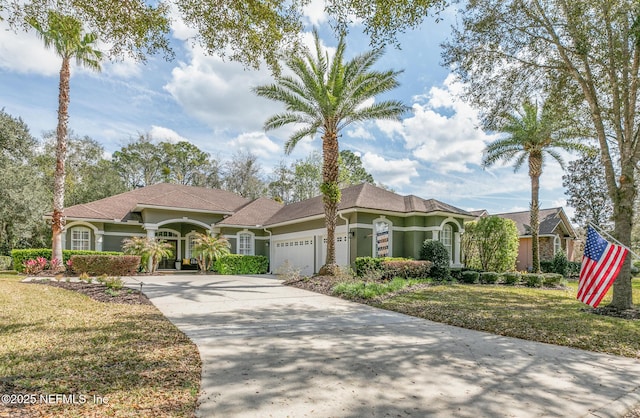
[288,276,640,359]
[0,274,201,417]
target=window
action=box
[186,233,198,258]
[441,224,453,260]
[71,227,90,250]
[238,232,254,255]
[374,220,390,258]
[554,235,561,255]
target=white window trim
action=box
[71,226,91,251]
[441,224,453,261]
[237,230,255,256]
[185,231,199,259]
[372,217,392,258]
[554,235,561,255]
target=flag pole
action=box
[588,222,640,261]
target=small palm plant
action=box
[122,237,151,272]
[192,233,231,273]
[122,237,174,273]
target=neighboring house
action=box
[493,207,577,271]
[55,182,474,275]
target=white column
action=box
[454,232,461,266]
[95,232,103,252]
[432,230,439,241]
[144,226,157,272]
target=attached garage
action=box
[272,236,316,276]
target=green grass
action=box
[0,274,201,417]
[373,279,640,358]
[332,277,427,299]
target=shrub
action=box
[355,257,384,276]
[215,255,269,274]
[567,261,582,278]
[70,255,140,276]
[480,272,501,284]
[552,250,569,277]
[12,249,121,273]
[503,272,521,285]
[419,240,450,280]
[540,260,554,273]
[0,255,12,270]
[103,276,124,290]
[380,260,432,280]
[463,217,519,272]
[24,257,48,275]
[332,277,420,299]
[460,270,479,284]
[543,273,564,287]
[524,273,544,288]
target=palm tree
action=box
[147,240,174,273]
[254,29,408,275]
[192,233,231,273]
[482,99,584,272]
[29,12,102,266]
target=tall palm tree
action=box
[254,29,408,275]
[482,99,584,273]
[29,12,102,266]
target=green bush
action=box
[332,277,420,299]
[71,255,140,276]
[543,273,565,287]
[460,270,479,284]
[552,250,569,277]
[540,260,554,273]
[12,249,122,273]
[524,273,544,288]
[215,255,269,274]
[480,272,501,284]
[354,257,408,277]
[380,259,431,280]
[503,272,521,285]
[567,261,582,278]
[103,276,124,290]
[419,240,450,280]
[0,255,12,270]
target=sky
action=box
[0,2,576,218]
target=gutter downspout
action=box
[338,212,350,267]
[263,227,273,274]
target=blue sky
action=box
[0,2,575,217]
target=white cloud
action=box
[0,24,60,76]
[149,126,190,143]
[346,125,374,140]
[361,152,420,187]
[397,74,498,173]
[163,44,278,133]
[303,0,328,26]
[229,131,281,159]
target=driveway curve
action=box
[132,274,640,417]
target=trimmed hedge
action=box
[0,255,11,270]
[354,257,408,276]
[70,255,140,276]
[460,270,479,284]
[543,273,564,287]
[215,255,269,274]
[380,260,432,280]
[503,272,522,285]
[480,271,501,284]
[11,249,122,273]
[524,273,544,288]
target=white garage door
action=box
[318,234,349,272]
[272,237,315,277]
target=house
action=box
[493,207,577,271]
[57,182,474,275]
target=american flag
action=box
[577,226,628,308]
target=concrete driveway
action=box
[131,274,640,417]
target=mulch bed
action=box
[27,280,153,305]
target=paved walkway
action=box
[130,274,640,417]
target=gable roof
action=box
[264,183,473,226]
[218,198,283,227]
[495,207,576,238]
[63,183,251,222]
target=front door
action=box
[158,240,177,270]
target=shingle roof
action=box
[64,183,251,221]
[218,198,283,227]
[495,207,576,237]
[264,183,473,226]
